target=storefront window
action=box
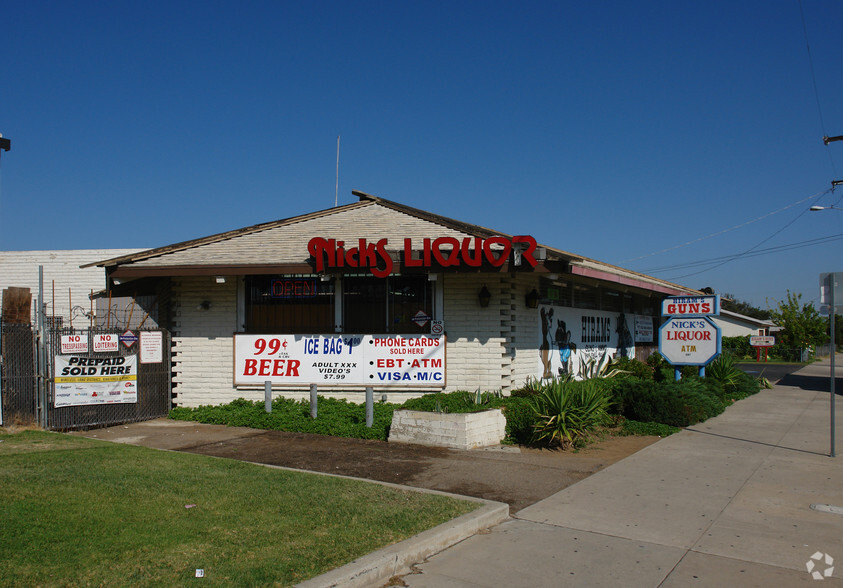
[245,275,334,333]
[343,275,433,334]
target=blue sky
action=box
[1,1,841,309]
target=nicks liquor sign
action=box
[308,236,539,278]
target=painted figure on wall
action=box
[540,307,554,379]
[554,319,577,376]
[616,312,633,359]
[537,305,635,381]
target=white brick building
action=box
[0,249,143,327]
[87,192,700,407]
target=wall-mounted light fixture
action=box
[215,276,226,284]
[525,289,539,309]
[478,285,491,307]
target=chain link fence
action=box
[1,322,171,430]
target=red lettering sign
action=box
[309,236,539,277]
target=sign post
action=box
[820,272,841,458]
[750,335,775,362]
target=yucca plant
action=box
[580,352,629,380]
[706,353,742,389]
[530,378,613,448]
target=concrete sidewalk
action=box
[401,356,843,587]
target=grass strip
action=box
[0,430,477,587]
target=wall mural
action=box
[538,305,634,380]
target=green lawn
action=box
[0,430,477,587]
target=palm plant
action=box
[530,378,613,448]
[706,353,742,389]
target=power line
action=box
[641,233,843,273]
[663,203,819,280]
[799,0,839,178]
[620,189,828,263]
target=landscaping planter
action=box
[388,408,507,450]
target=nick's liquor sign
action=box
[308,235,539,278]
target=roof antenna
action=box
[335,135,340,207]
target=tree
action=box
[767,291,828,359]
[720,293,771,320]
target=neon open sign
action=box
[271,278,317,298]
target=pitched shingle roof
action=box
[85,190,698,296]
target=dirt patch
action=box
[181,430,660,513]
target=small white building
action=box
[710,309,776,338]
[0,249,144,327]
[87,192,702,407]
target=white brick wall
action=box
[170,276,241,406]
[442,274,508,393]
[0,249,142,326]
[170,272,546,407]
[388,408,507,449]
[510,275,542,391]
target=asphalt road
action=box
[737,361,842,394]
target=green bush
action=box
[530,378,613,448]
[398,390,503,413]
[723,336,753,359]
[725,370,761,401]
[509,378,544,398]
[611,377,725,427]
[499,396,536,444]
[706,353,743,391]
[619,419,680,437]
[612,357,655,380]
[169,396,395,441]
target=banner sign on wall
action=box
[634,315,654,343]
[538,306,634,380]
[234,334,445,387]
[54,355,138,407]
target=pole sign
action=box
[659,295,721,367]
[659,317,721,366]
[660,295,719,317]
[749,336,775,347]
[819,272,843,315]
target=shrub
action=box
[619,419,680,437]
[611,377,725,427]
[530,378,613,448]
[398,391,503,414]
[723,336,753,359]
[509,377,545,398]
[706,353,742,390]
[725,370,761,401]
[612,357,655,380]
[499,396,535,444]
[169,396,395,441]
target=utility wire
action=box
[664,201,818,281]
[641,233,843,273]
[620,189,828,263]
[799,0,838,178]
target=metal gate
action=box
[0,323,171,430]
[0,323,38,426]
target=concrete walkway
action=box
[401,357,843,587]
